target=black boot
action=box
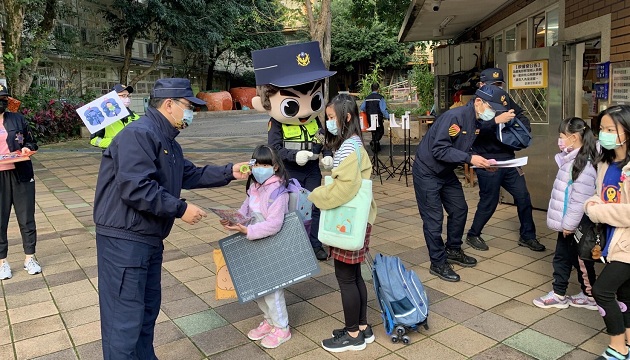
[314,246,328,261]
[446,248,477,267]
[466,235,489,251]
[429,262,460,282]
[518,237,546,252]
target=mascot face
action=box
[252,81,324,125]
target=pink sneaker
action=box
[247,320,273,340]
[567,292,598,310]
[260,327,291,349]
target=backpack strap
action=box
[268,179,293,203]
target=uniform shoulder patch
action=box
[448,124,461,137]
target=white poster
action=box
[612,67,630,103]
[76,91,129,134]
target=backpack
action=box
[372,253,429,336]
[269,178,313,232]
[497,117,532,150]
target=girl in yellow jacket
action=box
[585,105,630,360]
[309,94,377,353]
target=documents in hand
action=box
[472,156,528,168]
[208,208,251,225]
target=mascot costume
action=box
[251,41,335,261]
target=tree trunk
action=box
[304,0,332,101]
[129,40,168,87]
[119,34,136,84]
[3,0,26,93]
[205,58,218,91]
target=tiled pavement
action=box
[0,131,610,360]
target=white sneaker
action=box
[0,261,12,280]
[24,257,41,275]
[567,291,598,310]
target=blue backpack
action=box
[497,117,532,150]
[372,253,429,337]
[269,178,313,232]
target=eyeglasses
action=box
[482,101,495,111]
[118,94,131,99]
[173,99,194,111]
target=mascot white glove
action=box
[321,156,333,170]
[296,150,313,166]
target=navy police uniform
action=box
[93,78,235,359]
[466,68,544,252]
[413,102,480,266]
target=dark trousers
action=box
[592,261,630,336]
[288,162,323,249]
[468,167,536,240]
[551,232,596,296]
[370,117,384,143]
[0,170,36,259]
[413,168,467,265]
[97,234,163,360]
[334,259,368,332]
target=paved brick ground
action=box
[0,133,609,359]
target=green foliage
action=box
[348,0,410,29]
[409,60,435,114]
[357,63,383,100]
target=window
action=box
[505,28,516,52]
[533,13,546,48]
[546,8,559,47]
[533,7,559,48]
[516,21,528,50]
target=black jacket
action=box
[93,107,235,245]
[414,102,480,177]
[471,97,531,161]
[2,112,38,182]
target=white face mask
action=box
[122,98,131,107]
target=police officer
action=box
[90,84,140,148]
[465,68,545,252]
[252,42,336,261]
[360,83,390,152]
[93,78,249,359]
[413,85,513,282]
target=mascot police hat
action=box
[252,41,336,87]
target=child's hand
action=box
[224,223,248,234]
[562,229,573,237]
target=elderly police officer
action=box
[465,68,545,252]
[93,78,249,359]
[413,85,514,282]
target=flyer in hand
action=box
[0,152,36,164]
[209,208,252,225]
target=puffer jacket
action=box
[546,148,597,232]
[584,161,630,263]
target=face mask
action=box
[122,98,131,107]
[252,167,274,184]
[326,119,338,135]
[0,99,8,114]
[479,108,496,121]
[172,101,194,129]
[558,137,575,153]
[599,131,626,150]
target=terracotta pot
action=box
[196,91,233,111]
[228,87,256,109]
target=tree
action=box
[199,0,285,90]
[2,0,58,97]
[101,0,221,86]
[347,0,409,29]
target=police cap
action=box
[112,84,134,94]
[479,68,504,83]
[150,78,205,106]
[476,85,509,112]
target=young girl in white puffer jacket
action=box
[533,117,598,310]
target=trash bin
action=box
[143,97,149,113]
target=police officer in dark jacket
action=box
[360,83,390,152]
[413,85,512,282]
[0,84,40,280]
[93,78,249,359]
[465,68,545,252]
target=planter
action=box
[196,91,233,111]
[229,87,256,110]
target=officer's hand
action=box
[296,151,313,166]
[321,156,333,170]
[494,110,516,124]
[182,203,207,225]
[470,155,492,168]
[232,162,251,180]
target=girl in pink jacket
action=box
[221,145,292,349]
[533,117,598,310]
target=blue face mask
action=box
[479,108,496,121]
[326,119,338,135]
[182,109,194,127]
[599,131,626,150]
[252,167,274,184]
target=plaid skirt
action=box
[330,224,372,264]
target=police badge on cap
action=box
[252,41,336,87]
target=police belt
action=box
[284,141,319,160]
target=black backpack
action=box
[497,117,532,150]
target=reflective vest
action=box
[281,121,319,150]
